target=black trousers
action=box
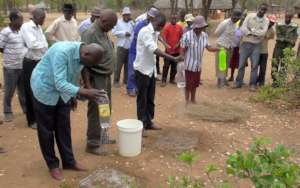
[33,97,75,170]
[135,71,155,128]
[23,58,39,126]
[162,53,179,83]
[257,54,268,86]
[156,55,161,74]
[114,47,129,84]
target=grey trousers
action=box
[235,42,261,87]
[3,68,26,114]
[114,47,129,84]
[87,71,112,148]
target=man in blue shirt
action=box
[127,8,158,96]
[31,41,106,181]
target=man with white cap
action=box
[78,7,101,35]
[112,7,134,87]
[127,7,159,96]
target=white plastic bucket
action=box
[117,119,143,157]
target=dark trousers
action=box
[135,70,155,128]
[23,58,39,126]
[87,72,111,148]
[33,98,75,170]
[156,55,161,74]
[257,54,268,86]
[3,68,26,114]
[162,53,179,83]
[114,47,129,84]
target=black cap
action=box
[63,3,75,12]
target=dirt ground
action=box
[0,12,300,188]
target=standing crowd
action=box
[0,2,299,181]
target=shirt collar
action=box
[61,16,73,22]
[28,19,40,29]
[147,23,155,34]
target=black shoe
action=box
[85,146,107,156]
[146,124,162,130]
[29,123,37,129]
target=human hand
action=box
[79,88,107,101]
[70,98,77,111]
[174,55,184,62]
[125,32,131,37]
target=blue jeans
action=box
[127,51,137,94]
[235,42,261,87]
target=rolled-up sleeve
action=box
[51,52,80,96]
[141,31,158,53]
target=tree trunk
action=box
[190,0,194,13]
[175,0,178,14]
[170,0,175,15]
[240,0,247,10]
[202,0,212,20]
[184,0,188,12]
[116,0,123,10]
[232,0,238,8]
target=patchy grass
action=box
[185,101,250,123]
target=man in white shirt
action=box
[112,7,134,87]
[78,7,101,35]
[20,8,48,129]
[134,12,179,133]
[45,4,80,43]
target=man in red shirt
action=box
[161,14,183,87]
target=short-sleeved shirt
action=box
[31,42,83,106]
[215,19,237,49]
[181,30,209,72]
[0,27,27,69]
[162,23,183,54]
[128,19,149,55]
[134,23,159,77]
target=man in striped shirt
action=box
[0,9,27,122]
[181,16,219,104]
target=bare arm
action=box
[206,45,220,52]
[154,48,178,62]
[158,35,171,49]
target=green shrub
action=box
[227,138,300,188]
[253,48,300,108]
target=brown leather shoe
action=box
[146,124,162,130]
[50,168,64,181]
[64,162,88,171]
